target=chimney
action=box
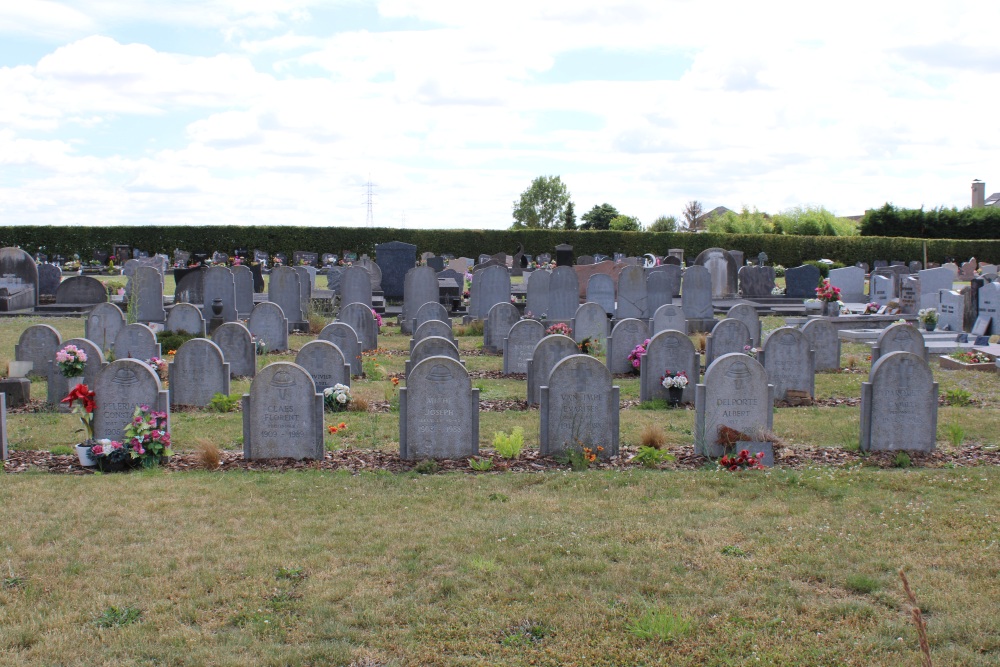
[972,179,985,208]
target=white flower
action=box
[323,387,333,396]
[336,393,348,404]
[333,383,349,392]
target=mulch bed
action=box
[6,444,999,476]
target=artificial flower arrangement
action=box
[950,350,992,364]
[815,279,841,302]
[62,384,96,441]
[55,344,88,378]
[864,302,880,315]
[626,338,651,372]
[324,384,352,412]
[371,308,383,330]
[146,357,168,381]
[546,322,572,337]
[917,308,938,325]
[743,345,758,359]
[719,448,767,471]
[660,369,689,389]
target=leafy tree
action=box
[649,215,678,232]
[704,206,773,234]
[683,200,704,231]
[609,215,642,232]
[563,200,577,230]
[510,176,570,229]
[580,203,620,230]
[772,205,858,236]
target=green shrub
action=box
[468,457,493,471]
[208,392,240,413]
[633,445,674,468]
[156,331,199,354]
[945,388,972,406]
[493,427,525,459]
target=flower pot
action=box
[924,321,936,332]
[76,443,97,467]
[822,302,839,317]
[667,386,684,407]
[66,376,85,391]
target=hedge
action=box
[861,203,1000,239]
[1,225,996,267]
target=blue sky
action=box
[2,0,999,229]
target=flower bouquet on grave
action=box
[743,345,758,359]
[950,350,991,364]
[918,308,938,326]
[85,404,172,471]
[62,382,96,441]
[546,322,572,337]
[626,338,651,374]
[371,308,383,330]
[324,383,352,412]
[719,448,766,471]
[864,302,880,315]
[815,279,841,302]
[145,357,168,381]
[55,344,88,378]
[660,369,689,406]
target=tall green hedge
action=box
[0,225,995,266]
[861,203,1000,239]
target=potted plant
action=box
[55,344,88,389]
[660,369,689,406]
[61,384,97,466]
[918,308,938,331]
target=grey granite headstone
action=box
[607,318,650,374]
[527,334,580,405]
[577,255,595,265]
[356,257,383,292]
[469,265,511,321]
[586,273,615,316]
[169,338,230,407]
[909,261,923,273]
[645,270,672,316]
[47,338,105,409]
[37,263,62,297]
[86,302,125,354]
[0,395,6,460]
[705,318,751,366]
[738,266,776,298]
[726,303,761,347]
[319,322,362,376]
[899,276,918,314]
[651,304,687,335]
[937,289,967,332]
[861,352,937,452]
[483,302,520,354]
[870,273,895,305]
[400,356,478,460]
[268,266,306,331]
[406,336,461,376]
[133,266,166,323]
[325,266,343,294]
[295,340,351,393]
[0,247,39,307]
[232,265,255,318]
[640,330,699,404]
[526,269,550,318]
[15,324,62,377]
[828,266,866,302]
[978,281,1000,335]
[871,323,926,364]
[695,353,773,457]
[243,362,324,460]
[56,276,107,304]
[113,323,161,361]
[694,248,739,298]
[758,327,815,402]
[375,241,416,299]
[401,266,439,334]
[503,319,544,375]
[248,301,289,353]
[412,301,450,334]
[918,266,954,310]
[547,266,580,321]
[410,320,455,352]
[540,354,619,458]
[339,302,378,351]
[165,303,206,336]
[212,321,256,377]
[174,268,206,305]
[572,302,608,344]
[341,266,373,309]
[681,265,713,319]
[93,359,169,442]
[784,265,821,299]
[959,258,978,280]
[292,266,312,318]
[800,318,841,371]
[616,265,647,320]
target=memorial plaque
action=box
[243,362,324,460]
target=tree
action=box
[609,215,641,232]
[510,176,570,229]
[648,215,678,232]
[580,203,620,230]
[563,201,577,230]
[683,200,704,231]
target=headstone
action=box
[873,260,889,270]
[899,277,918,314]
[572,302,608,344]
[15,324,62,377]
[401,266,439,334]
[426,256,445,273]
[577,255,595,265]
[959,258,978,280]
[339,302,378,351]
[527,334,580,405]
[0,247,39,307]
[758,327,815,402]
[728,250,745,268]
[658,264,682,299]
[694,248,739,298]
[340,266,373,309]
[645,270,672,316]
[503,319,544,374]
[47,338,105,409]
[292,266,313,317]
[918,267,954,310]
[375,241,416,299]
[555,244,574,267]
[292,251,319,267]
[909,261,923,273]
[85,302,125,353]
[662,255,681,266]
[526,269,550,318]
[856,261,869,274]
[410,320,455,352]
[55,276,107,304]
[169,339,230,407]
[469,265,511,320]
[318,322,362,376]
[243,362,324,460]
[325,266,343,294]
[726,303,761,347]
[800,318,841,371]
[268,266,306,332]
[871,323,926,363]
[828,266,866,302]
[640,330,698,404]
[165,303,206,336]
[606,318,649,374]
[980,263,998,275]
[537,253,552,265]
[616,265,647,320]
[681,265,713,320]
[113,323,161,361]
[586,273,616,316]
[941,262,960,278]
[860,352,937,452]
[547,266,580,321]
[174,268,206,305]
[695,354,773,457]
[937,289,969,332]
[870,274,895,305]
[511,243,525,277]
[92,359,169,442]
[212,322,256,377]
[413,301,450,334]
[247,302,289,353]
[978,281,1000,336]
[133,266,166,323]
[202,266,237,325]
[705,318,751,366]
[399,356,479,460]
[784,265,822,299]
[738,266,776,298]
[232,265,255,318]
[406,336,461,376]
[483,302,520,354]
[651,304,687,335]
[295,340,351,393]
[37,263,62,297]
[540,355,619,458]
[971,315,991,337]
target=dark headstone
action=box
[784,265,821,299]
[375,241,417,299]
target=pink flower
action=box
[111,441,123,450]
[91,444,104,456]
[134,443,145,455]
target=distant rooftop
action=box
[986,192,1000,206]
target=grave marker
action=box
[400,357,478,460]
[860,352,937,452]
[243,362,324,460]
[540,355,619,458]
[169,339,230,407]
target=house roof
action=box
[985,193,1000,206]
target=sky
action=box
[2,0,1000,230]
